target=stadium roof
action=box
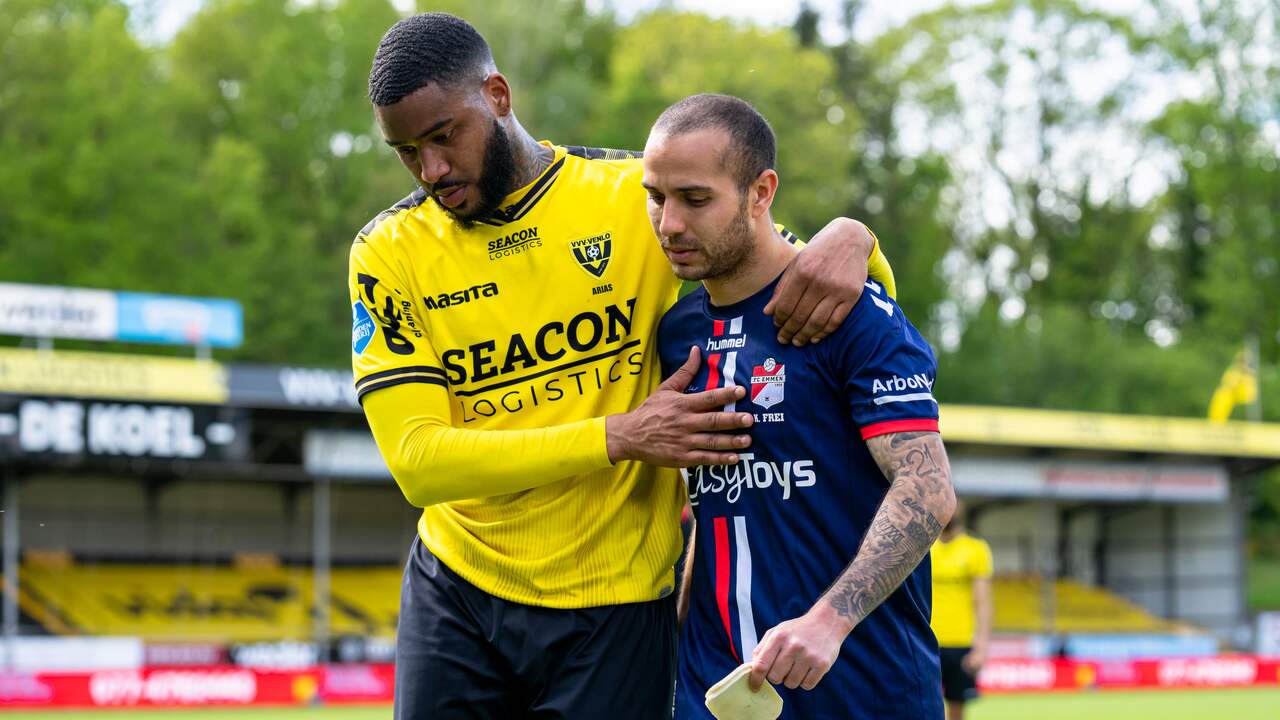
[941,405,1280,460]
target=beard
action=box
[677,198,753,282]
[433,119,518,230]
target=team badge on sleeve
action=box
[569,232,612,277]
[750,358,786,409]
[351,302,375,354]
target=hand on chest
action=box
[693,331,812,425]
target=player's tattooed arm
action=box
[748,430,954,692]
[820,431,955,628]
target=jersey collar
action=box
[475,142,566,227]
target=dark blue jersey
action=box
[658,275,943,720]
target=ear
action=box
[482,72,513,118]
[747,169,779,219]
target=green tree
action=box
[1145,0,1280,380]
[164,0,404,365]
[0,0,190,291]
[821,0,954,323]
[414,0,617,144]
[600,11,856,241]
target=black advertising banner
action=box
[225,365,358,412]
[0,397,248,464]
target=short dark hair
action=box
[651,94,777,191]
[368,13,494,106]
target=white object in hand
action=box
[704,663,784,720]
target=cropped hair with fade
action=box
[651,94,777,191]
[368,13,494,107]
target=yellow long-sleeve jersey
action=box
[349,142,896,609]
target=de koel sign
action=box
[0,399,246,462]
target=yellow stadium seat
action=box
[991,575,1182,634]
[19,565,1193,641]
[20,563,401,642]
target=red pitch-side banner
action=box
[319,663,396,703]
[5,658,1279,706]
[0,666,323,708]
[979,656,1280,693]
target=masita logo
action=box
[488,226,541,261]
[351,302,374,354]
[424,282,498,311]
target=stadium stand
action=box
[18,561,400,641]
[17,559,1186,641]
[991,575,1182,634]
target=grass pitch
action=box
[3,688,1279,719]
[973,687,1280,720]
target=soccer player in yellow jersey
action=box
[353,13,895,718]
[930,501,995,720]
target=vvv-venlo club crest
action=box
[750,357,785,409]
[569,232,612,277]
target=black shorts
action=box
[394,537,678,719]
[939,646,979,703]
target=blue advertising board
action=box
[115,291,243,348]
[1064,634,1218,660]
[0,283,243,349]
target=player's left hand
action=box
[765,217,873,346]
[962,646,987,674]
[748,608,847,692]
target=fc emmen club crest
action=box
[569,232,612,277]
[750,357,786,409]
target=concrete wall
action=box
[15,473,417,563]
[949,454,1244,640]
[1102,493,1242,637]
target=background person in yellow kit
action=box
[930,500,993,720]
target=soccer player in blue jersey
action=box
[649,94,956,719]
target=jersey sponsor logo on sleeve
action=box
[354,273,422,356]
[351,302,374,355]
[870,373,936,405]
[749,358,785,409]
[568,232,612,277]
[423,282,499,311]
[488,226,542,261]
